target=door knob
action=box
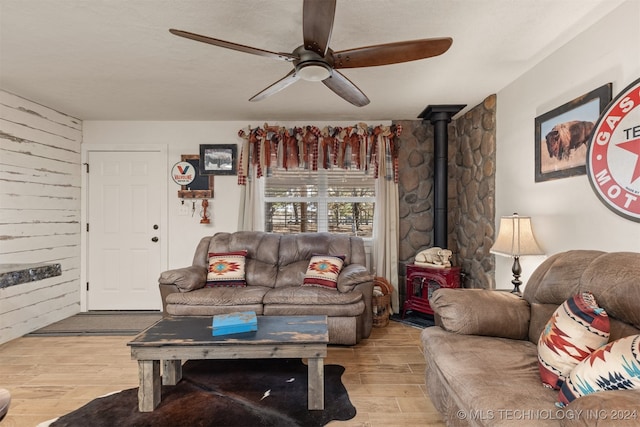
[151,237,159,242]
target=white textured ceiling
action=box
[0,0,625,121]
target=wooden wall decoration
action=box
[178,155,214,199]
[0,90,82,344]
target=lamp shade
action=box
[490,214,544,257]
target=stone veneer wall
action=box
[394,94,496,305]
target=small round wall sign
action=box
[171,161,196,186]
[587,77,640,222]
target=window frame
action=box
[264,169,375,238]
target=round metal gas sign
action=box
[587,77,640,222]
[171,161,196,186]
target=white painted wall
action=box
[82,120,390,270]
[494,0,640,291]
[0,91,82,343]
[82,121,243,270]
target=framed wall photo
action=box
[199,144,237,175]
[177,155,214,199]
[534,83,612,182]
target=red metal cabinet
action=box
[402,264,461,317]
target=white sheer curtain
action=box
[373,135,400,313]
[237,164,264,231]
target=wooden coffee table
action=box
[127,315,328,412]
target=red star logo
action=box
[617,137,640,183]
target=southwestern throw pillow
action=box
[302,255,345,289]
[206,250,248,287]
[538,292,610,389]
[557,334,640,407]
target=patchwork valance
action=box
[236,123,402,184]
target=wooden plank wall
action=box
[0,90,82,344]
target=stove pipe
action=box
[418,105,466,249]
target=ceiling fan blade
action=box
[322,70,370,107]
[332,37,452,69]
[303,0,336,56]
[169,29,298,62]
[249,70,300,102]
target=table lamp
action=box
[490,213,544,294]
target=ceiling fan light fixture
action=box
[296,62,331,81]
[169,2,451,105]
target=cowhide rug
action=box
[46,359,356,427]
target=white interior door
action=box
[87,150,164,310]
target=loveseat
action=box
[158,231,374,345]
[421,250,640,426]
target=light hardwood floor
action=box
[0,320,445,427]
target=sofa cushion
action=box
[557,334,640,407]
[537,292,610,390]
[421,327,560,426]
[279,233,355,265]
[205,232,280,288]
[206,251,248,287]
[302,255,345,289]
[264,286,362,306]
[524,251,640,337]
[166,286,270,306]
[276,233,363,288]
[167,304,264,316]
[263,300,365,317]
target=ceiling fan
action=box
[170,0,452,107]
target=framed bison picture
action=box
[535,83,612,182]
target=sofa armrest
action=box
[353,281,374,339]
[158,265,207,292]
[336,263,374,340]
[431,289,531,340]
[337,264,373,293]
[560,389,640,427]
[159,283,179,315]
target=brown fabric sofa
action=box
[422,250,640,426]
[158,231,373,345]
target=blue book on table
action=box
[212,311,258,336]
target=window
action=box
[264,168,375,237]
